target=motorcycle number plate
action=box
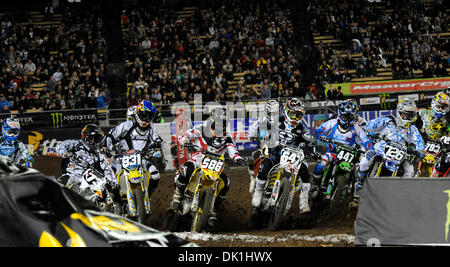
[122,153,142,169]
[201,157,225,174]
[280,148,304,168]
[336,149,355,162]
[425,141,441,154]
[384,145,406,161]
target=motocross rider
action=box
[56,124,121,211]
[416,91,450,141]
[127,102,165,123]
[169,106,246,226]
[247,99,280,194]
[416,92,450,177]
[250,98,319,214]
[105,100,163,199]
[0,117,33,167]
[353,98,425,204]
[311,99,374,203]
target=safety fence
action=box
[3,85,443,131]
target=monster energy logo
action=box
[51,113,63,128]
[444,190,450,242]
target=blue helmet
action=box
[136,100,156,128]
[2,118,20,144]
[338,99,357,129]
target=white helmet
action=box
[396,98,417,129]
[127,106,137,121]
[431,92,450,120]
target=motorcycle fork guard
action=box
[285,174,301,217]
[124,170,151,217]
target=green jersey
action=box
[417,108,450,141]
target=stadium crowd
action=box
[311,0,449,90]
[0,4,110,114]
[121,0,310,108]
[0,0,448,113]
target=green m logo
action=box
[51,113,63,128]
[444,190,450,242]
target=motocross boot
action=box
[350,171,366,208]
[309,173,322,199]
[299,183,311,214]
[251,178,266,208]
[208,196,225,228]
[248,167,256,194]
[169,180,187,210]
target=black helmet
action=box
[81,124,104,150]
[209,107,229,137]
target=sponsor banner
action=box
[398,93,419,102]
[0,110,98,130]
[325,77,450,96]
[359,97,381,106]
[20,128,91,157]
[355,177,450,246]
[19,125,179,171]
[305,100,347,109]
[350,77,450,95]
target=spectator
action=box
[96,90,108,109]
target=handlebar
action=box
[319,136,364,154]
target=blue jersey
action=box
[0,137,33,166]
[366,116,425,152]
[316,118,373,152]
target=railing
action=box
[4,89,438,130]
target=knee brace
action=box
[176,161,196,184]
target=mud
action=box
[34,156,355,247]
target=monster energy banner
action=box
[0,110,98,130]
[354,177,450,246]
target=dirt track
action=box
[34,156,355,247]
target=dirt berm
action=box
[34,155,355,247]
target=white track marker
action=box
[170,232,355,244]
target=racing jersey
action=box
[0,137,33,166]
[105,120,162,153]
[248,115,317,148]
[366,116,425,152]
[56,139,115,184]
[416,108,450,141]
[315,118,373,152]
[178,120,242,161]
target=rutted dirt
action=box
[34,156,355,247]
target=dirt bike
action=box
[315,136,364,206]
[116,149,152,225]
[368,136,418,177]
[165,151,227,233]
[77,168,117,213]
[415,138,443,177]
[307,136,363,225]
[430,136,450,177]
[250,145,307,231]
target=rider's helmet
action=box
[282,98,305,127]
[2,117,20,144]
[396,98,417,129]
[209,106,229,137]
[431,92,450,120]
[127,105,137,121]
[81,124,104,151]
[337,99,358,129]
[136,100,156,128]
[265,99,279,117]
